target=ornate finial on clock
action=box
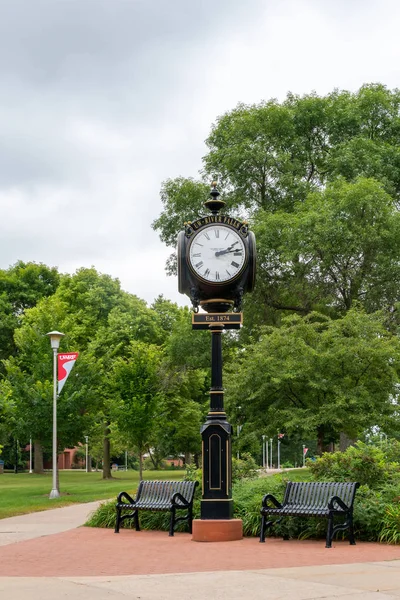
[204,181,225,215]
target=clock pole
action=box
[199,320,234,521]
[178,182,256,541]
[191,184,243,541]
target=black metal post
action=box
[200,324,233,519]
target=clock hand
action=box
[215,241,239,257]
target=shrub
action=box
[281,461,294,469]
[232,474,286,536]
[232,452,258,482]
[308,441,399,488]
[380,504,400,544]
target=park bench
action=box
[260,481,360,548]
[115,480,199,537]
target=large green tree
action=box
[225,308,400,454]
[0,261,60,371]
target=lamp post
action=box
[277,435,281,470]
[262,435,266,468]
[85,436,89,473]
[270,438,273,469]
[302,444,306,467]
[46,330,64,499]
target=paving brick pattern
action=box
[1,527,399,578]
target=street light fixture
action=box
[46,330,65,499]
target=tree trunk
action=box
[87,454,92,472]
[148,448,157,469]
[102,422,112,479]
[339,432,356,452]
[139,452,143,481]
[317,426,325,456]
[33,440,44,474]
[184,451,192,466]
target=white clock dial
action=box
[188,225,246,283]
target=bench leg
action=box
[326,514,334,548]
[188,505,193,534]
[260,513,267,543]
[114,508,121,533]
[348,514,356,545]
[169,507,176,537]
[134,510,140,532]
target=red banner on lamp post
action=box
[57,353,79,394]
[303,447,308,456]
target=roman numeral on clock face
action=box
[192,253,201,257]
[215,229,220,238]
[231,261,240,268]
[215,271,220,280]
[204,268,210,277]
[203,232,210,240]
[196,261,204,268]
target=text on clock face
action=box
[189,225,246,282]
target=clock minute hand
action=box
[215,241,239,257]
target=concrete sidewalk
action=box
[2,562,400,600]
[0,500,102,546]
[0,502,399,599]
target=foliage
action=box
[232,475,287,536]
[308,442,400,488]
[226,308,400,449]
[254,177,400,315]
[232,452,258,482]
[0,261,60,373]
[111,341,163,478]
[380,504,400,544]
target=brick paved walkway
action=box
[1,527,400,577]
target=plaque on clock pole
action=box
[177,183,256,542]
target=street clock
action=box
[177,184,256,313]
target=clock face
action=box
[188,224,246,283]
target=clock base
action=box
[200,299,234,313]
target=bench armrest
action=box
[116,491,136,504]
[171,492,190,507]
[261,493,282,510]
[328,495,349,511]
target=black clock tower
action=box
[178,184,256,541]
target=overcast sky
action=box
[1,0,399,307]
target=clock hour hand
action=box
[215,241,239,257]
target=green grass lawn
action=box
[0,469,185,519]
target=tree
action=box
[111,341,162,480]
[2,267,125,475]
[225,307,400,454]
[253,177,400,318]
[0,261,60,371]
[80,292,164,478]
